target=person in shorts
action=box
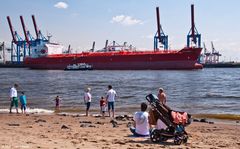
[9,84,19,113]
[106,85,117,118]
[19,92,27,114]
[84,88,92,116]
[100,96,107,118]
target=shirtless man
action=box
[158,88,166,105]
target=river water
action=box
[0,68,239,119]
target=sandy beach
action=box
[0,113,239,149]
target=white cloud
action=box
[54,2,68,9]
[111,15,143,26]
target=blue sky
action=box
[0,0,240,61]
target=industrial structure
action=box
[154,4,201,51]
[154,7,168,51]
[187,4,201,48]
[24,5,202,70]
[202,42,221,64]
[6,15,49,64]
[0,42,5,63]
[100,40,135,52]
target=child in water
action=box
[100,96,107,118]
[54,96,61,111]
[19,92,27,114]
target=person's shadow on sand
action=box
[125,135,177,146]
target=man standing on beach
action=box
[9,84,19,113]
[158,88,166,105]
[106,85,117,118]
[84,88,92,116]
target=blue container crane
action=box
[7,16,26,63]
[187,4,201,48]
[31,15,49,47]
[154,7,168,51]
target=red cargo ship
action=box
[24,5,202,70]
[24,43,202,70]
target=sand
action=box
[0,113,239,149]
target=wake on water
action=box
[0,108,54,114]
[205,92,240,99]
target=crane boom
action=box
[191,4,196,44]
[20,16,30,44]
[32,15,39,39]
[156,7,161,42]
[6,16,17,44]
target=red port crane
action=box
[154,7,168,51]
[20,16,30,45]
[187,4,201,47]
[32,15,39,39]
[7,16,18,44]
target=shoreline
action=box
[0,113,239,148]
[1,107,239,122]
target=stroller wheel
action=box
[174,137,182,145]
[183,135,188,143]
[150,129,161,143]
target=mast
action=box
[92,41,95,52]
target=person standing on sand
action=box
[19,92,27,114]
[9,83,19,113]
[84,88,92,116]
[106,85,117,118]
[100,96,107,118]
[130,102,150,137]
[158,88,166,105]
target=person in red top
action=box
[100,96,107,118]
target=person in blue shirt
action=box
[19,92,27,114]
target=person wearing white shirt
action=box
[130,102,150,137]
[9,84,19,113]
[84,87,92,116]
[106,85,117,118]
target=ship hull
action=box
[24,47,203,70]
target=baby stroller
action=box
[146,94,191,145]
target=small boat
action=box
[64,63,93,71]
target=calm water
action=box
[0,68,239,117]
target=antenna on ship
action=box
[67,44,71,53]
[187,4,201,48]
[90,41,95,52]
[104,40,108,51]
[46,32,52,42]
[154,7,168,51]
[112,41,116,51]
